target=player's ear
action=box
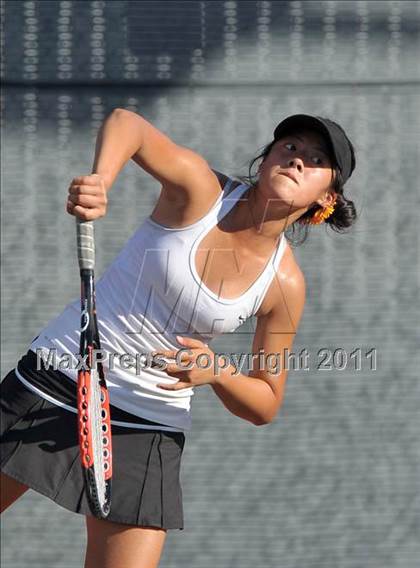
[316,190,337,208]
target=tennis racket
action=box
[76,218,112,519]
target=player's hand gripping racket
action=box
[76,219,112,519]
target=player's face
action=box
[258,129,336,211]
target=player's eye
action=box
[284,142,325,166]
[312,156,323,165]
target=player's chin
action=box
[269,174,295,189]
[267,181,296,202]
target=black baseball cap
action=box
[273,114,356,185]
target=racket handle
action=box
[76,219,95,271]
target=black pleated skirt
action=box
[0,352,186,530]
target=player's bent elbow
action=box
[112,107,140,122]
[253,418,270,426]
[252,404,282,426]
[112,107,131,116]
[253,417,274,426]
[251,413,274,426]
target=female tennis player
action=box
[1,109,356,568]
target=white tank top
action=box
[30,174,287,432]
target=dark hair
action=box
[235,137,358,247]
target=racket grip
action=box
[76,219,95,271]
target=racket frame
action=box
[76,220,112,519]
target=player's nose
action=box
[287,157,304,172]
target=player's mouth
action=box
[278,171,298,185]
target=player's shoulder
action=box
[149,167,246,228]
[281,244,306,289]
[256,241,306,318]
[211,169,245,195]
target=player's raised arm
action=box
[92,108,215,193]
[67,108,219,221]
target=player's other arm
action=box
[248,267,306,423]
[211,267,306,425]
